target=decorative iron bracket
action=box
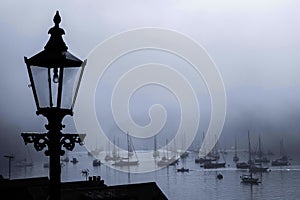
[60,133,86,154]
[21,132,86,156]
[21,132,48,151]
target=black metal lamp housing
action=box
[25,11,86,118]
[22,10,86,159]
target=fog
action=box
[1,0,300,171]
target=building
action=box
[0,176,168,200]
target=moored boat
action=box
[271,139,290,166]
[240,174,260,184]
[249,164,269,173]
[236,162,250,169]
[112,132,139,167]
[93,159,101,166]
[233,136,239,162]
[177,167,189,172]
[112,158,139,167]
[271,156,289,166]
[254,135,270,163]
[70,157,78,164]
[203,160,226,169]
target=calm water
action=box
[4,151,300,200]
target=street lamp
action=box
[21,11,86,200]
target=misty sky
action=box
[1,0,300,170]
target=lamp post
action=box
[21,11,86,200]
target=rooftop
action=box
[0,176,168,200]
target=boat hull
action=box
[236,162,250,169]
[271,160,289,166]
[249,165,268,173]
[112,160,139,167]
[240,175,259,184]
[203,162,226,169]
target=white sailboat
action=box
[105,137,120,161]
[157,139,179,167]
[112,132,139,167]
[195,132,215,163]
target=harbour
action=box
[2,149,300,200]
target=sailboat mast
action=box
[233,135,239,162]
[280,138,285,157]
[112,136,116,157]
[127,132,130,158]
[108,141,111,155]
[202,131,206,158]
[166,139,169,158]
[154,135,157,152]
[234,136,237,157]
[248,130,252,163]
[258,135,262,158]
[117,138,120,157]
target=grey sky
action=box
[1,0,300,169]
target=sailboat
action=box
[254,135,270,163]
[104,141,112,161]
[179,132,189,159]
[203,159,226,169]
[271,139,290,166]
[236,161,250,169]
[203,157,226,169]
[157,139,179,167]
[203,136,226,169]
[112,132,139,167]
[240,131,261,184]
[240,173,260,184]
[207,145,220,161]
[233,136,239,162]
[195,132,217,164]
[104,137,121,161]
[236,132,252,169]
[128,135,134,157]
[247,131,269,173]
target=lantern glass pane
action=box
[30,66,52,108]
[61,67,81,109]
